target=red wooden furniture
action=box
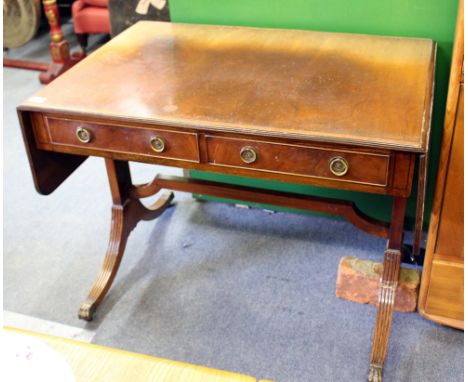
[37,0,84,84]
[3,0,84,84]
[72,0,110,53]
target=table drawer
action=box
[205,136,390,186]
[43,117,199,162]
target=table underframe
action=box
[78,158,407,382]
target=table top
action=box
[22,21,435,152]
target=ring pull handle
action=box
[329,156,348,177]
[149,136,166,153]
[240,146,257,164]
[76,127,92,143]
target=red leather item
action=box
[72,0,110,35]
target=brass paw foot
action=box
[78,300,96,321]
[368,365,383,382]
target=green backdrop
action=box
[169,0,459,228]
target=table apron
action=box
[20,110,416,198]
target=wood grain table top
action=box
[21,21,435,152]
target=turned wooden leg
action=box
[78,159,174,321]
[368,197,407,382]
[39,0,84,84]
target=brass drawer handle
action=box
[329,156,348,176]
[76,127,92,143]
[149,136,166,153]
[240,146,257,164]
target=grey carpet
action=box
[3,21,463,382]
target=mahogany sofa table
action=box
[18,21,436,382]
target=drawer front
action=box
[206,136,390,186]
[44,117,199,162]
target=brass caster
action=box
[368,364,383,382]
[78,300,96,321]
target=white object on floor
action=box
[2,330,75,382]
[3,311,95,343]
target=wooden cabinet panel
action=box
[435,86,464,261]
[419,87,464,329]
[425,261,464,322]
[419,0,464,330]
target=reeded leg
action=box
[368,248,401,382]
[78,159,174,321]
[367,197,406,382]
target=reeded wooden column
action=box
[368,197,407,382]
